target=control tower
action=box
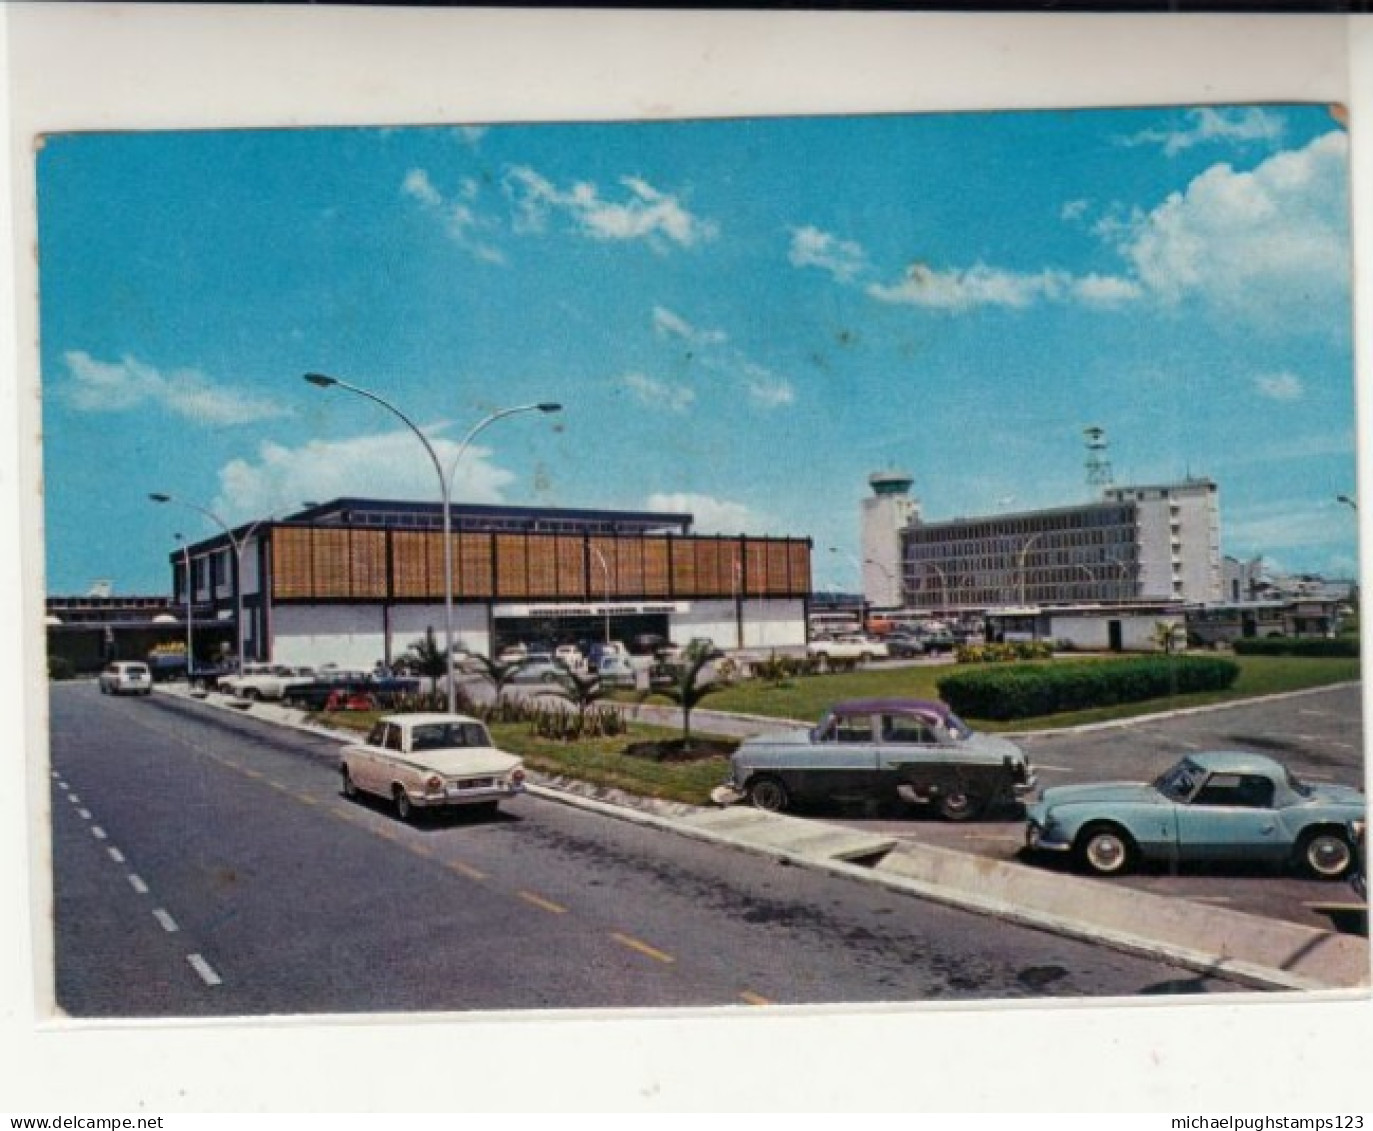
[860,470,919,609]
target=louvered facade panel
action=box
[495,534,529,598]
[348,530,388,598]
[456,534,493,599]
[391,531,431,598]
[271,527,314,599]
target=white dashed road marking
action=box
[90,826,107,840]
[107,847,125,864]
[127,873,149,894]
[153,909,180,934]
[187,954,223,987]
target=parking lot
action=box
[827,683,1367,932]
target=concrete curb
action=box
[153,683,1369,994]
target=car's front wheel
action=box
[1297,828,1354,879]
[747,776,790,813]
[341,766,359,800]
[393,786,414,823]
[1075,823,1137,876]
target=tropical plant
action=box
[648,646,731,749]
[546,667,611,727]
[467,652,524,703]
[404,627,450,695]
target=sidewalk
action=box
[156,683,1370,994]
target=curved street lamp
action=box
[304,372,561,713]
[151,495,301,675]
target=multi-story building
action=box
[860,473,1223,614]
[164,497,813,668]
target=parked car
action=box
[713,698,1036,820]
[283,670,421,711]
[1024,751,1367,878]
[884,632,927,658]
[496,643,529,665]
[1349,818,1366,902]
[98,661,153,696]
[339,712,526,821]
[229,665,318,701]
[510,657,571,685]
[214,662,275,696]
[554,644,584,670]
[594,654,638,688]
[806,634,889,666]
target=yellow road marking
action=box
[447,860,488,881]
[739,991,772,1007]
[518,891,568,914]
[611,932,675,964]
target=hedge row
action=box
[936,656,1241,721]
[1231,637,1360,658]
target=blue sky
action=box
[37,103,1356,595]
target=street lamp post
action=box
[150,494,248,675]
[588,542,612,644]
[175,533,194,679]
[151,495,299,676]
[304,372,560,713]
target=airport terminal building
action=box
[166,497,813,668]
[862,473,1223,613]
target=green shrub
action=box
[956,641,1053,664]
[1231,637,1360,658]
[937,655,1240,721]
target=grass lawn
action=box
[690,653,1361,732]
[307,652,1358,806]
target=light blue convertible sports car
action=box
[1024,750,1365,879]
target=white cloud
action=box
[740,364,795,409]
[1119,107,1287,157]
[1071,273,1145,308]
[63,351,288,426]
[213,429,516,522]
[652,306,727,346]
[621,372,695,413]
[402,167,506,264]
[1106,131,1349,322]
[642,492,779,536]
[1254,371,1305,401]
[789,226,869,282]
[867,262,1073,311]
[504,167,717,250]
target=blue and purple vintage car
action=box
[714,698,1036,820]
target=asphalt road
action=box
[825,683,1367,931]
[47,681,1246,1018]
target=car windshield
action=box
[1154,760,1201,801]
[410,722,491,752]
[1285,767,1313,798]
[942,711,973,741]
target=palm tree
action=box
[652,646,727,750]
[468,652,524,704]
[405,627,449,696]
[546,667,615,737]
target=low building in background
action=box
[159,497,814,669]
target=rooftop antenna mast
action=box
[1084,425,1114,495]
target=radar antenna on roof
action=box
[1084,426,1114,494]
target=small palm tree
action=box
[468,653,524,704]
[547,667,613,735]
[406,627,450,695]
[652,646,728,750]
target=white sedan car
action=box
[339,713,526,821]
[98,661,153,696]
